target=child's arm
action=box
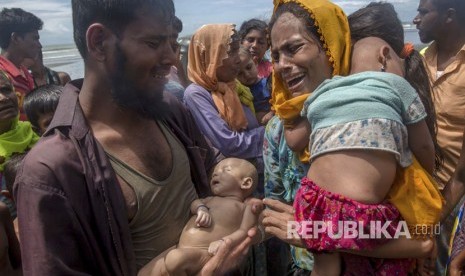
[0,203,21,270]
[342,236,435,259]
[407,120,435,174]
[190,198,212,227]
[260,111,275,126]
[283,117,310,153]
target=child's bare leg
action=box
[164,248,211,276]
[343,237,434,259]
[311,252,341,276]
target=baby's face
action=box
[237,53,259,87]
[37,111,55,135]
[210,158,245,196]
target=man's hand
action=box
[200,228,258,275]
[262,198,305,248]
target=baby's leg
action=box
[311,252,341,276]
[164,247,211,276]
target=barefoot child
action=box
[287,37,442,275]
[160,158,262,275]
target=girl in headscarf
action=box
[238,18,272,79]
[184,24,264,179]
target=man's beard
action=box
[109,43,169,120]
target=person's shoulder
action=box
[20,131,78,175]
[184,83,208,96]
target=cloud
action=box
[1,0,419,46]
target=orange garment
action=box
[423,42,465,188]
[187,24,247,132]
[387,157,444,238]
[271,0,352,162]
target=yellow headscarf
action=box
[188,24,248,132]
[271,0,351,162]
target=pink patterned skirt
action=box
[294,177,413,275]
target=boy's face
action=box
[37,111,54,135]
[17,30,42,60]
[210,158,245,197]
[237,53,259,86]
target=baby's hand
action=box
[208,239,224,256]
[196,205,211,227]
[261,111,274,125]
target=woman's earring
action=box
[381,65,386,72]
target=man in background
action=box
[14,0,258,275]
[413,0,465,274]
[0,8,42,120]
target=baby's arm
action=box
[283,117,310,153]
[190,198,212,227]
[407,120,435,174]
[260,110,275,125]
[342,236,435,259]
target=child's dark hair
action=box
[349,2,443,171]
[0,8,43,49]
[239,18,268,43]
[23,84,63,131]
[3,153,27,195]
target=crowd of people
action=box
[0,0,465,275]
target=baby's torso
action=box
[304,72,426,204]
[178,197,245,249]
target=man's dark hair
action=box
[239,18,268,42]
[0,8,43,50]
[432,0,465,24]
[3,153,27,195]
[72,0,175,59]
[23,84,62,131]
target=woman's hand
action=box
[449,249,465,276]
[262,198,305,248]
[200,228,258,275]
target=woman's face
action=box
[271,12,332,97]
[0,74,19,122]
[242,29,268,63]
[216,39,241,83]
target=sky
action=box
[0,0,421,47]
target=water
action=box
[44,27,424,81]
[43,44,84,80]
